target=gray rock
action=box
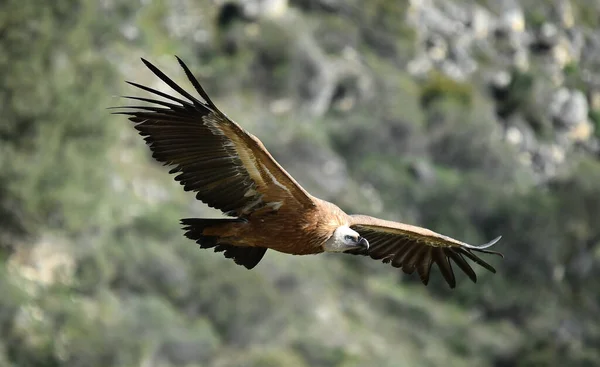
[550,88,589,129]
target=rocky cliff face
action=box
[211,0,599,191]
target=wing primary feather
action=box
[369,238,402,260]
[138,129,214,138]
[460,249,497,274]
[175,55,219,110]
[401,247,422,274]
[391,243,419,268]
[402,246,426,274]
[475,248,505,257]
[173,156,236,170]
[447,249,477,283]
[402,264,416,275]
[125,81,193,107]
[147,137,217,146]
[140,58,205,107]
[433,249,456,288]
[110,105,175,113]
[177,170,240,187]
[366,241,389,255]
[372,238,406,261]
[115,111,192,123]
[205,181,248,200]
[361,232,385,245]
[131,116,195,125]
[180,157,237,170]
[416,247,434,285]
[121,95,191,110]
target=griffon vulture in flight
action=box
[114,57,503,288]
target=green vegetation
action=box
[421,72,474,108]
[2,0,599,366]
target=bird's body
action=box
[198,197,347,255]
[115,57,503,288]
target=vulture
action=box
[114,57,503,288]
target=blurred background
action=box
[1,0,600,366]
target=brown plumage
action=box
[113,57,503,288]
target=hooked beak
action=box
[357,236,369,250]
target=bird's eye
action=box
[344,235,354,241]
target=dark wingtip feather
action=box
[140,57,156,73]
[124,80,192,107]
[174,55,218,111]
[479,248,505,258]
[121,95,189,110]
[447,249,477,283]
[139,57,203,107]
[416,247,433,286]
[433,249,456,288]
[461,249,497,274]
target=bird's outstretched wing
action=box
[348,215,503,288]
[113,57,316,217]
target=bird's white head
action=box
[323,226,370,253]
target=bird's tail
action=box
[180,218,267,269]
